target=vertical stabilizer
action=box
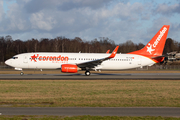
[128,25,170,57]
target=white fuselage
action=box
[5,52,155,70]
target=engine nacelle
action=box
[61,64,78,73]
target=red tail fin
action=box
[128,25,170,57]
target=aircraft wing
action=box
[77,46,119,69]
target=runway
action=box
[0,73,180,80]
[1,73,180,117]
[0,107,180,117]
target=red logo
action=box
[31,54,69,62]
[31,54,39,62]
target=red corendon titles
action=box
[31,54,68,62]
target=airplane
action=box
[5,25,170,76]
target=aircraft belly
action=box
[28,61,61,69]
[101,57,154,70]
[101,61,136,70]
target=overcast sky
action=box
[0,0,180,44]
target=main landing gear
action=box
[20,72,24,76]
[85,71,91,76]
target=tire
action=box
[20,72,24,76]
[85,71,91,76]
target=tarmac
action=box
[0,73,180,80]
[0,107,180,117]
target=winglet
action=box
[106,50,110,54]
[108,46,119,58]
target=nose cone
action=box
[5,59,12,66]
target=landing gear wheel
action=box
[85,71,91,76]
[20,72,24,76]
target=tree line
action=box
[0,35,179,62]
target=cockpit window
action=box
[12,57,18,59]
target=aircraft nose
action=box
[5,59,12,66]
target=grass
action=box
[0,116,180,120]
[0,80,180,107]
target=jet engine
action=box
[61,64,78,73]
